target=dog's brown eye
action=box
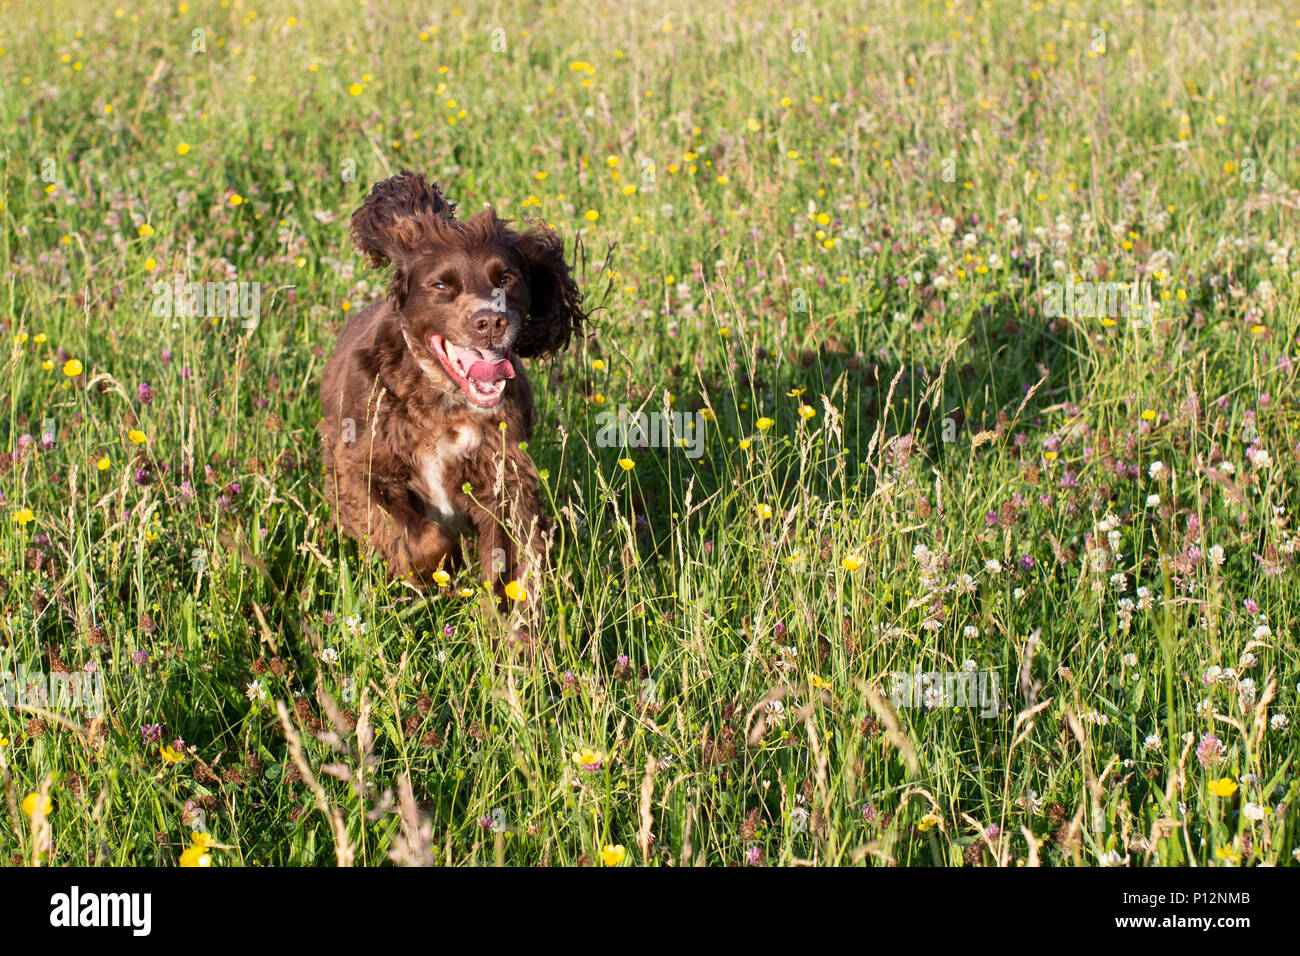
[497,274,513,287]
[429,280,449,292]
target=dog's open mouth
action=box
[427,334,514,408]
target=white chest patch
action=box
[417,427,480,533]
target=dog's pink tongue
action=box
[466,358,515,384]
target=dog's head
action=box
[350,170,584,409]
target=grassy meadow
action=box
[0,0,1298,867]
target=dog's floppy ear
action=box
[512,221,584,358]
[350,170,457,268]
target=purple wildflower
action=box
[1195,733,1225,767]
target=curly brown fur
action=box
[320,170,583,612]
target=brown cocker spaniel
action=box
[319,171,583,610]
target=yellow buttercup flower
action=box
[432,569,451,587]
[127,429,147,445]
[96,457,110,471]
[176,142,190,155]
[755,503,773,520]
[160,745,185,764]
[22,793,52,817]
[179,831,215,867]
[503,579,528,602]
[12,507,34,526]
[62,358,83,377]
[599,844,626,866]
[572,747,603,770]
[617,458,635,471]
[841,554,864,571]
[756,417,774,431]
[797,404,816,420]
[1208,777,1238,798]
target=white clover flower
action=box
[985,559,1003,574]
[1270,713,1289,732]
[1148,461,1166,479]
[1253,624,1272,641]
[963,626,979,640]
[1143,734,1162,751]
[962,658,978,672]
[1243,803,1266,822]
[1123,652,1138,667]
[1207,544,1225,566]
[1247,447,1272,469]
[1110,572,1127,591]
[764,700,785,727]
[1146,494,1161,508]
[1238,677,1257,705]
[320,647,339,665]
